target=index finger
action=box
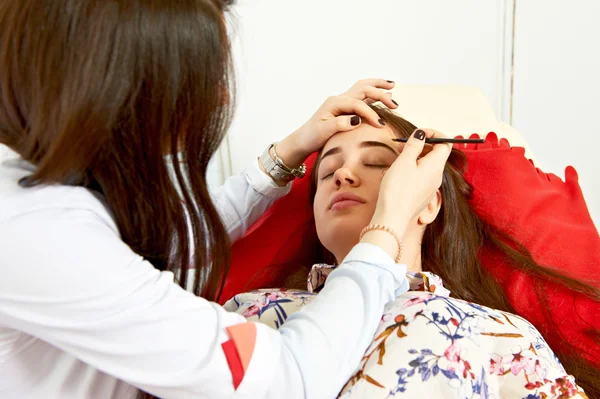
[344,79,395,97]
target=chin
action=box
[318,217,367,251]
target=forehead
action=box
[321,124,397,153]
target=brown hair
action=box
[0,1,234,397]
[310,106,600,397]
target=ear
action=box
[418,190,442,225]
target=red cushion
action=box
[458,132,599,284]
[218,153,319,303]
[220,134,600,366]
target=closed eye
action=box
[321,172,334,181]
[321,164,388,180]
[364,164,389,169]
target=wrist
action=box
[360,223,405,263]
[257,157,288,187]
[369,209,409,241]
[275,130,311,168]
[257,141,307,187]
[360,229,400,262]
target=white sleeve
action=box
[271,243,409,399]
[209,160,291,242]
[0,208,407,399]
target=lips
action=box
[329,192,366,210]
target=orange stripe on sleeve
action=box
[226,322,257,373]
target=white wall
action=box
[212,0,599,226]
[511,0,600,227]
[225,0,507,165]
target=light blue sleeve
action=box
[265,243,409,399]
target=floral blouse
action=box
[224,265,587,398]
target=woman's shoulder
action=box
[341,290,584,399]
[0,156,114,230]
[0,160,148,300]
[391,290,536,331]
[0,156,124,280]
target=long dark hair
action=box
[309,106,600,397]
[0,1,234,396]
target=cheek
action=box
[313,188,328,218]
[313,189,330,242]
[365,171,386,199]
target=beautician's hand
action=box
[275,79,398,168]
[362,129,453,260]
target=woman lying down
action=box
[225,106,595,398]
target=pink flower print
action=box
[442,341,466,377]
[510,350,542,377]
[241,293,280,318]
[489,353,506,375]
[266,292,281,302]
[507,348,548,389]
[444,341,461,364]
[440,341,476,380]
[242,304,261,318]
[510,352,531,375]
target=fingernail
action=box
[387,80,394,83]
[391,99,398,106]
[350,115,361,126]
[378,118,386,126]
[414,129,426,140]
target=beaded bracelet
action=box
[359,224,403,264]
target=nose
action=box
[334,167,360,188]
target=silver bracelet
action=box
[271,143,306,178]
[259,143,306,184]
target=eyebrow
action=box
[320,140,398,163]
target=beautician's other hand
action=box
[275,79,398,168]
[364,129,452,258]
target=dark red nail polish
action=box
[414,129,426,140]
[387,80,394,83]
[379,118,386,126]
[391,99,398,106]
[351,115,360,126]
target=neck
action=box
[333,227,423,273]
[398,234,423,273]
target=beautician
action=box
[0,1,452,398]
